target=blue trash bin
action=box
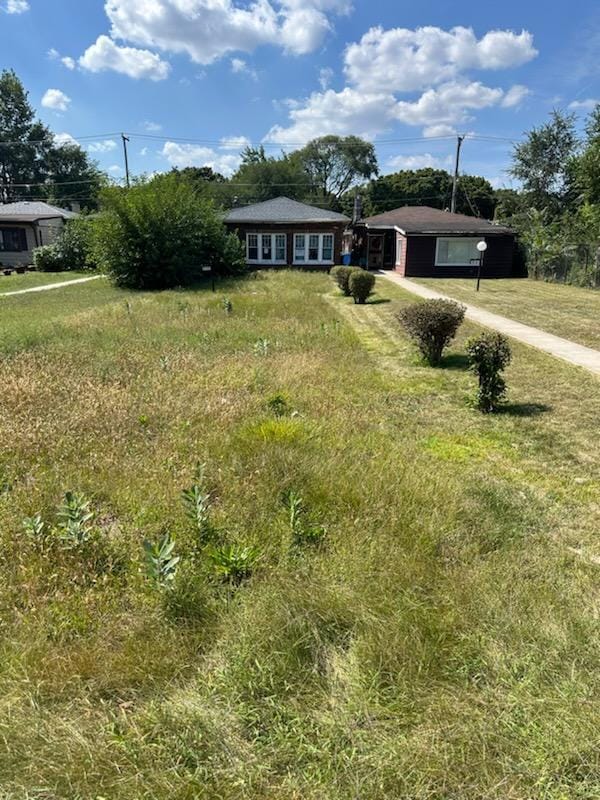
[342,253,351,266]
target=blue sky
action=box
[2,0,600,191]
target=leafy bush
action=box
[397,299,466,365]
[330,265,355,296]
[467,332,512,412]
[33,244,63,272]
[33,217,97,272]
[208,543,259,585]
[348,268,376,304]
[143,532,180,587]
[93,174,246,289]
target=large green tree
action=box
[510,110,579,214]
[296,135,378,202]
[348,168,497,219]
[0,69,104,208]
[225,146,312,207]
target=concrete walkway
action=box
[378,272,600,376]
[0,274,103,297]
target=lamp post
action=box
[475,240,487,292]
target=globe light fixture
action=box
[475,240,487,291]
[477,240,488,253]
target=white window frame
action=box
[435,237,481,267]
[293,232,335,265]
[246,232,287,264]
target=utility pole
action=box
[450,134,465,214]
[121,133,130,188]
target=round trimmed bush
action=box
[397,299,465,366]
[330,265,354,296]
[348,269,375,304]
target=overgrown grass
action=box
[0,270,599,798]
[0,269,92,292]
[413,276,600,350]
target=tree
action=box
[296,135,378,202]
[575,104,600,205]
[510,110,578,214]
[93,173,245,290]
[349,168,496,219]
[0,69,104,208]
[225,146,312,207]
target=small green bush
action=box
[467,332,512,412]
[397,299,465,366]
[330,265,355,296]
[33,217,97,272]
[33,244,63,272]
[348,269,375,304]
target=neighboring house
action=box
[224,197,349,268]
[352,206,515,278]
[0,201,78,268]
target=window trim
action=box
[246,232,287,265]
[0,226,28,253]
[293,232,335,265]
[435,237,481,267]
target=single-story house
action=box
[352,205,516,278]
[224,197,349,268]
[0,201,78,268]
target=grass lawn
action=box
[412,276,600,351]
[0,269,93,293]
[1,271,599,799]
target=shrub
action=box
[143,532,180,588]
[348,269,375,304]
[208,543,258,585]
[467,332,512,412]
[93,174,246,290]
[33,217,97,272]
[330,265,355,296]
[33,245,63,272]
[397,299,466,366]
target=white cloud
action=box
[47,48,60,60]
[79,34,171,80]
[87,139,118,153]
[140,147,149,156]
[220,135,251,150]
[47,48,76,70]
[266,87,398,144]
[501,84,529,108]
[387,153,453,171]
[423,124,457,138]
[319,66,334,90]
[54,132,78,147]
[268,24,536,142]
[3,0,29,13]
[100,0,349,66]
[62,56,76,70]
[344,26,537,93]
[568,98,599,111]
[108,165,123,175]
[394,81,504,127]
[41,88,71,112]
[161,142,242,175]
[143,120,162,132]
[230,58,258,79]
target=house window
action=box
[247,233,258,261]
[294,234,306,262]
[435,237,481,266]
[0,227,27,252]
[262,234,272,261]
[246,233,287,263]
[275,234,286,261]
[293,232,336,264]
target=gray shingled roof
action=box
[360,206,512,235]
[0,201,78,222]
[225,196,349,224]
